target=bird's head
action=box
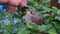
[27,9,36,15]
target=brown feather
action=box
[25,9,43,25]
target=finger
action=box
[19,0,27,7]
[6,5,17,12]
[0,0,8,4]
[9,0,21,6]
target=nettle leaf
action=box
[51,11,56,16]
[42,6,50,11]
[33,1,38,6]
[43,14,50,17]
[58,16,60,21]
[17,27,30,34]
[2,29,10,34]
[41,11,47,13]
[2,19,11,25]
[27,24,33,29]
[57,10,60,15]
[47,24,53,29]
[55,16,60,21]
[52,22,60,29]
[52,6,58,12]
[7,24,14,33]
[48,28,57,34]
[48,15,53,20]
[57,29,60,34]
[19,22,26,28]
[17,30,30,34]
[38,25,47,32]
[35,0,43,3]
[33,1,39,9]
[27,24,38,30]
[44,18,50,24]
[55,16,59,19]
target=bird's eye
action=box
[30,11,32,14]
[31,12,32,14]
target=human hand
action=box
[0,0,27,12]
[0,0,27,7]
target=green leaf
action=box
[58,16,60,21]
[57,10,60,15]
[52,6,58,12]
[48,26,57,34]
[55,16,59,19]
[42,6,50,11]
[17,28,30,34]
[27,24,38,30]
[47,24,52,29]
[48,15,53,20]
[48,29,57,34]
[7,24,14,33]
[17,30,30,34]
[52,22,60,29]
[38,25,47,32]
[43,14,50,17]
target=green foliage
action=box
[0,0,60,34]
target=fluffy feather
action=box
[24,9,43,25]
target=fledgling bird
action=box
[24,9,43,25]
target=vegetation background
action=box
[0,0,60,34]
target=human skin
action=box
[0,0,27,12]
[0,0,8,4]
[0,0,27,7]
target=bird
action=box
[24,9,43,25]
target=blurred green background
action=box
[0,0,60,34]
